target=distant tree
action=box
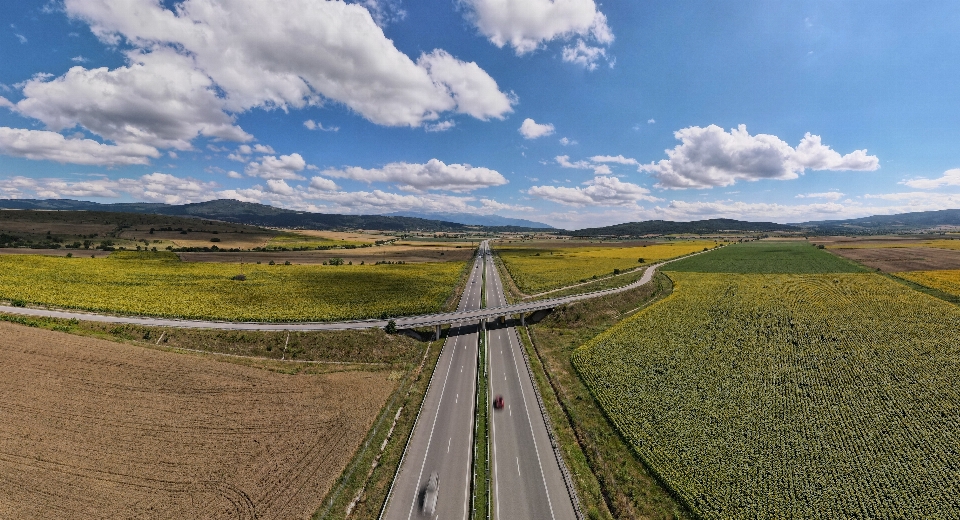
[385,320,397,334]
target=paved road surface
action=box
[0,248,697,331]
[380,243,487,520]
[484,248,578,520]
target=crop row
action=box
[496,241,712,294]
[573,271,960,517]
[0,253,463,322]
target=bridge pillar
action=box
[520,313,525,327]
[434,324,441,341]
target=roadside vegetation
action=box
[570,243,960,517]
[0,251,464,321]
[496,241,714,294]
[521,273,690,519]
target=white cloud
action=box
[561,39,609,70]
[265,178,296,196]
[244,153,307,180]
[591,154,638,165]
[0,172,219,205]
[253,144,275,154]
[559,137,577,146]
[418,50,516,121]
[324,158,507,192]
[647,119,655,124]
[519,118,555,139]
[901,168,960,189]
[796,191,845,200]
[227,170,242,179]
[461,0,613,56]
[13,48,252,150]
[0,126,160,166]
[65,0,513,127]
[556,154,610,174]
[640,124,880,189]
[71,55,88,63]
[16,34,27,44]
[309,176,339,191]
[425,120,455,132]
[528,176,659,207]
[304,119,339,132]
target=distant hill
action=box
[798,209,960,233]
[573,218,794,236]
[0,199,469,232]
[386,211,553,229]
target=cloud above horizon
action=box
[641,124,879,189]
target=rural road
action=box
[380,242,486,520]
[0,246,697,331]
[484,248,579,520]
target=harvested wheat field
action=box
[0,322,395,519]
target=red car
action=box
[493,395,504,410]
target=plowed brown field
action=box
[0,322,395,519]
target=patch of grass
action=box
[524,273,690,519]
[667,241,867,273]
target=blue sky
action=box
[1,0,959,229]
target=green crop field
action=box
[572,270,960,517]
[667,241,866,273]
[0,251,463,321]
[496,241,713,294]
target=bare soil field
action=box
[0,321,395,519]
[180,244,475,264]
[828,246,960,271]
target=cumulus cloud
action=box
[591,154,638,165]
[559,137,577,146]
[641,124,880,189]
[461,0,613,59]
[64,0,513,127]
[528,176,659,206]
[0,172,218,204]
[244,153,308,180]
[556,154,610,174]
[425,120,455,132]
[13,48,252,150]
[900,168,960,189]
[309,176,339,191]
[519,118,555,139]
[561,40,609,70]
[796,191,845,200]
[324,159,507,192]
[0,126,160,166]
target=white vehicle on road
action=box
[422,472,439,516]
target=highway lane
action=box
[0,248,705,331]
[484,249,578,520]
[380,242,487,520]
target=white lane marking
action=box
[517,456,521,477]
[461,365,463,373]
[509,404,512,417]
[448,437,451,453]
[405,334,460,520]
[506,325,557,520]
[456,393,459,404]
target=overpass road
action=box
[380,243,487,520]
[484,248,578,520]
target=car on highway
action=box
[422,471,439,515]
[493,395,504,410]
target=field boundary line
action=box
[166,346,390,366]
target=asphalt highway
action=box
[380,243,487,520]
[484,248,578,520]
